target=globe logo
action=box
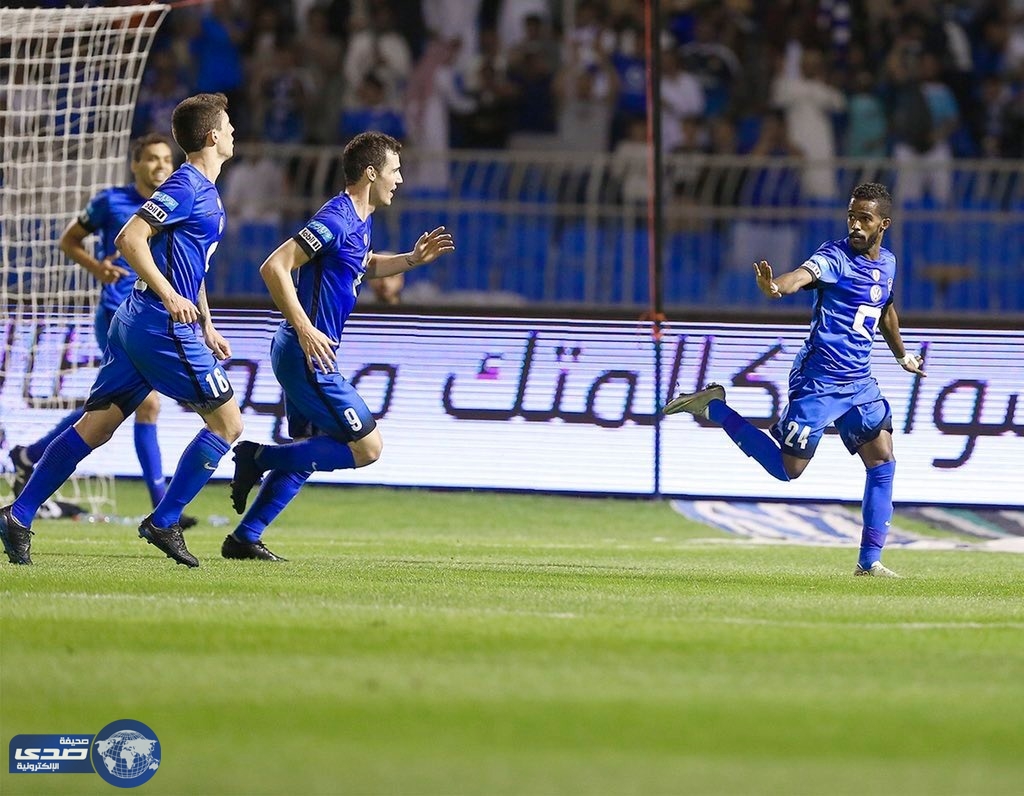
[96,730,156,778]
[91,720,160,788]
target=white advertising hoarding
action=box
[2,312,1021,506]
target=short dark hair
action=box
[130,132,174,161]
[171,93,228,154]
[342,132,402,185]
[851,182,892,218]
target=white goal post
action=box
[1,4,169,514]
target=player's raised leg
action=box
[230,327,380,517]
[230,434,368,514]
[664,383,796,482]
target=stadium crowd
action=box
[128,0,1024,172]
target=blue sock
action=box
[151,428,230,528]
[25,410,84,462]
[859,460,896,569]
[234,470,311,543]
[256,436,355,473]
[707,399,791,482]
[12,427,93,526]
[134,422,166,508]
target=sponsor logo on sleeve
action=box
[307,220,334,243]
[298,227,323,252]
[140,201,167,223]
[150,191,179,211]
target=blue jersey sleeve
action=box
[77,190,111,233]
[137,181,196,231]
[801,241,844,285]
[292,208,342,259]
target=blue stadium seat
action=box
[611,228,649,305]
[454,161,510,199]
[218,223,281,295]
[665,230,715,305]
[451,210,504,291]
[501,218,552,300]
[554,221,598,302]
[713,267,763,307]
[371,214,394,253]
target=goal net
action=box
[0,4,169,514]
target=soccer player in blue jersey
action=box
[664,183,926,577]
[8,134,196,527]
[223,132,454,560]
[1,93,243,568]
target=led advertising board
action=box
[2,312,1021,506]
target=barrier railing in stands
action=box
[216,146,1023,315]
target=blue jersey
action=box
[124,163,226,315]
[290,193,371,344]
[792,238,896,383]
[77,184,146,312]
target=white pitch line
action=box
[12,593,1024,630]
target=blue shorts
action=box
[85,304,234,416]
[94,304,115,351]
[271,325,376,442]
[770,371,892,459]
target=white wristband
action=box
[898,353,916,366]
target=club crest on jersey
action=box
[871,268,881,281]
[363,232,368,245]
[307,220,334,243]
[141,200,167,223]
[870,284,883,302]
[150,190,179,211]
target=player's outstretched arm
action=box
[880,302,926,377]
[368,226,455,278]
[753,260,814,298]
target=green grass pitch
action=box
[2,481,1022,795]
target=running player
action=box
[665,183,925,577]
[2,94,242,567]
[8,134,196,527]
[223,132,454,560]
